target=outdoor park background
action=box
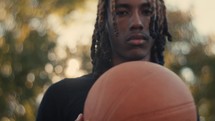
[0,0,215,121]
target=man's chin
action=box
[124,55,149,62]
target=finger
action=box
[75,113,83,121]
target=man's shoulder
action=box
[36,74,95,121]
[41,73,96,106]
[48,73,95,93]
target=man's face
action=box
[107,0,155,65]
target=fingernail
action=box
[76,114,82,120]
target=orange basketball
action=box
[84,61,197,121]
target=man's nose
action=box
[129,12,144,31]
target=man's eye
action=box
[142,8,153,16]
[116,10,129,16]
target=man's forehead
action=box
[115,0,155,4]
[107,0,158,11]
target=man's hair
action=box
[91,0,172,79]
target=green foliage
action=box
[0,30,55,121]
[166,11,215,121]
[0,0,87,121]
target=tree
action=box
[0,0,88,121]
[166,10,215,121]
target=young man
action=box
[36,0,172,121]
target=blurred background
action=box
[0,0,214,121]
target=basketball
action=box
[84,61,197,121]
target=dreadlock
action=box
[91,0,172,79]
[149,0,172,65]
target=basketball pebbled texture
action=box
[84,61,197,121]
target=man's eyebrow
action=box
[115,2,152,9]
[141,2,153,8]
[115,4,130,9]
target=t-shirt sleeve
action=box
[36,84,59,121]
[36,74,94,121]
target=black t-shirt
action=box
[36,73,200,121]
[36,74,95,121]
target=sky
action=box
[166,0,215,35]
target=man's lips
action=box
[127,39,144,45]
[127,34,150,45]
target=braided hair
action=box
[91,0,172,79]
